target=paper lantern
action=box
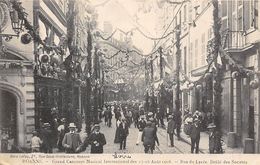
[250,80,259,89]
[196,84,202,90]
[20,32,32,44]
[231,71,239,79]
[40,54,50,63]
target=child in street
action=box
[31,130,42,152]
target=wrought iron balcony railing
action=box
[221,29,246,50]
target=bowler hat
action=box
[32,130,38,135]
[69,123,76,128]
[146,121,152,126]
[148,112,153,116]
[93,124,100,128]
[207,123,216,129]
[43,123,51,127]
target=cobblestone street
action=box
[82,117,193,154]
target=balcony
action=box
[221,29,253,52]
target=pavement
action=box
[178,127,243,154]
[76,117,243,154]
[80,118,193,154]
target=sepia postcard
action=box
[1,0,260,164]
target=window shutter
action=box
[244,0,250,31]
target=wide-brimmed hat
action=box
[43,123,50,127]
[69,123,76,128]
[148,112,153,116]
[149,118,155,122]
[207,123,216,129]
[146,121,152,126]
[193,118,199,122]
[93,124,100,128]
[32,130,38,135]
[168,115,173,119]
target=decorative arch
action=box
[0,81,26,148]
[0,81,25,114]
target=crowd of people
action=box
[28,100,223,154]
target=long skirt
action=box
[114,128,121,143]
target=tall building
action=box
[0,0,35,149]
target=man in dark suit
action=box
[136,115,146,145]
[190,118,201,153]
[167,115,175,147]
[118,118,129,150]
[40,123,53,153]
[88,124,106,153]
[62,123,82,153]
[174,109,182,140]
[142,121,159,154]
[107,109,113,127]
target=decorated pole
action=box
[212,0,224,153]
[93,46,99,121]
[175,25,181,113]
[85,30,92,134]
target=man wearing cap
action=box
[167,115,175,147]
[118,118,129,150]
[88,124,106,153]
[136,115,146,145]
[62,123,82,153]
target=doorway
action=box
[0,89,17,152]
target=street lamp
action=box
[9,5,27,34]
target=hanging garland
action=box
[212,0,224,137]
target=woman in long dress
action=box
[114,117,122,143]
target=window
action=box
[208,28,213,40]
[184,47,187,74]
[201,33,205,65]
[188,5,192,22]
[195,39,198,68]
[244,1,250,30]
[238,3,243,31]
[179,11,182,25]
[190,42,193,69]
[252,0,258,29]
[184,5,187,23]
[221,1,227,17]
[221,0,228,31]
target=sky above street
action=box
[93,0,161,54]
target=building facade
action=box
[0,0,34,150]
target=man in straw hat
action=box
[88,123,106,153]
[62,123,82,153]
